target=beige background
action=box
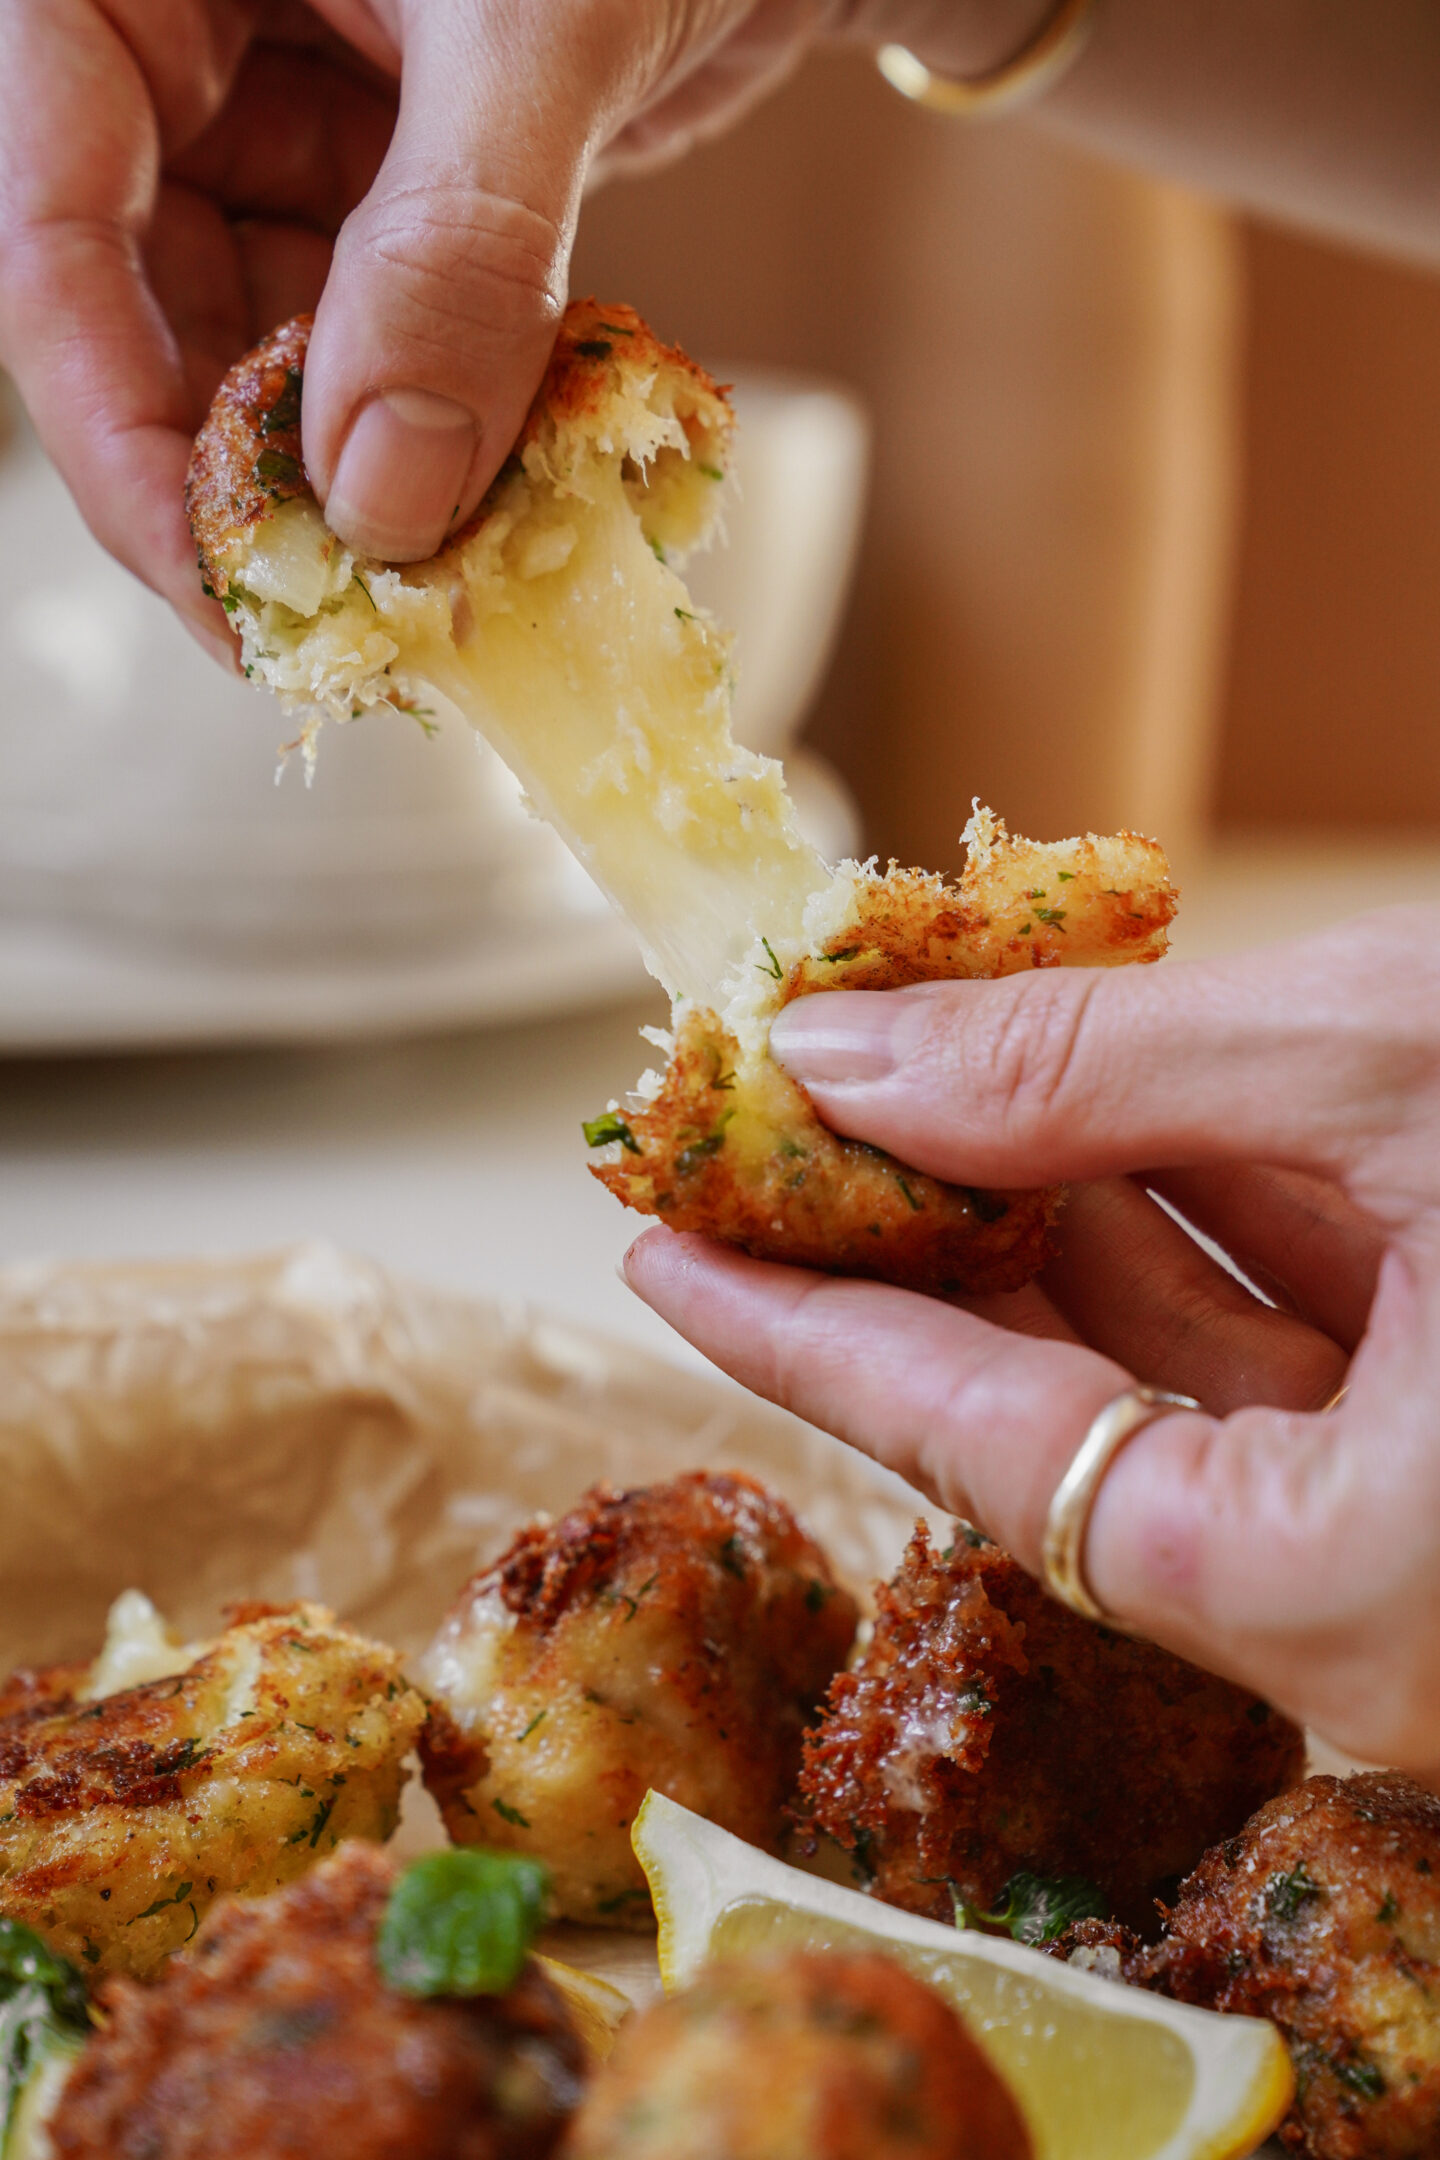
[574,50,1440,867]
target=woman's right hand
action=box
[0,0,1045,652]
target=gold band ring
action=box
[877,0,1099,119]
[1042,1383,1202,1625]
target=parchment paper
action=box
[0,1241,939,1675]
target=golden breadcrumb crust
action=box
[593,832,1176,1297]
[565,1950,1032,2160]
[419,1472,858,1928]
[797,1526,1303,1934]
[1123,1773,1440,2160]
[50,1840,584,2160]
[186,300,731,601]
[0,1603,425,1978]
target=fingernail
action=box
[769,992,907,1084]
[325,388,477,561]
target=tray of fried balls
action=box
[2,1466,1437,2160]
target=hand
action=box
[624,909,1440,1787]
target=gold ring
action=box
[877,0,1098,120]
[1042,1383,1202,1624]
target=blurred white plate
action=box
[0,369,866,1052]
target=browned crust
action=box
[797,1525,1304,1934]
[186,298,732,593]
[51,1842,585,2160]
[595,1006,1057,1297]
[419,1471,859,1898]
[1128,1773,1440,2160]
[566,1949,1033,2160]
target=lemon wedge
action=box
[533,1953,632,2063]
[632,1792,1291,2160]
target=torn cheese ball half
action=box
[0,1593,425,1979]
[188,301,1176,1298]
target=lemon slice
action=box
[533,1953,632,2063]
[633,1792,1291,2160]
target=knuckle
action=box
[962,972,1101,1154]
[336,178,566,347]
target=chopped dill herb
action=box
[260,366,303,437]
[895,1176,922,1212]
[1057,869,1076,881]
[648,534,667,564]
[757,937,783,981]
[1266,1863,1324,1921]
[307,1795,337,1849]
[698,463,724,482]
[583,1111,639,1154]
[133,1882,194,1921]
[819,947,862,963]
[352,573,377,610]
[1332,2056,1386,2100]
[517,1709,547,1743]
[491,1798,531,1829]
[596,322,635,338]
[254,447,301,492]
[1032,906,1067,928]
[718,1534,747,1578]
[676,1124,729,1176]
[674,607,696,621]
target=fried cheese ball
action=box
[47,1840,586,2160]
[418,1472,859,1927]
[589,815,1177,1298]
[798,1526,1304,1934]
[188,311,1177,1303]
[1124,1772,1440,2160]
[564,1950,1032,2160]
[0,1597,425,1979]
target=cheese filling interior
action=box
[229,425,856,1057]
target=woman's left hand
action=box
[623,906,1440,1786]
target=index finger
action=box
[0,0,232,654]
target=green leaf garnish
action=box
[1266,1863,1324,1921]
[698,463,724,482]
[958,1871,1107,1946]
[582,1111,640,1154]
[757,937,783,982]
[0,1920,91,2145]
[377,1849,549,1999]
[260,366,303,437]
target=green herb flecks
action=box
[491,1798,531,1830]
[260,366,303,437]
[132,1881,194,1922]
[1332,2055,1386,2100]
[595,323,635,339]
[1377,1890,1400,1924]
[895,1175,922,1212]
[517,1709,548,1743]
[648,534,667,565]
[583,1112,640,1154]
[352,573,377,611]
[757,938,783,981]
[1266,1863,1325,1922]
[675,1121,730,1176]
[819,947,862,964]
[805,1579,834,1613]
[718,1534,747,1579]
[957,1871,1107,1946]
[1031,906,1067,929]
[596,1887,651,1916]
[1057,870,1076,882]
[0,1919,91,2146]
[377,1848,550,1999]
[254,447,302,494]
[574,339,613,361]
[698,463,725,482]
[956,1683,992,1719]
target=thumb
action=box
[767,908,1440,1201]
[303,0,652,561]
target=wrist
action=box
[839,0,1063,80]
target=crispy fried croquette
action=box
[797,1526,1303,1935]
[0,1597,425,1979]
[417,1472,859,1928]
[47,1840,586,2160]
[563,1950,1032,2160]
[1121,1772,1440,2159]
[589,820,1175,1298]
[189,315,1176,1304]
